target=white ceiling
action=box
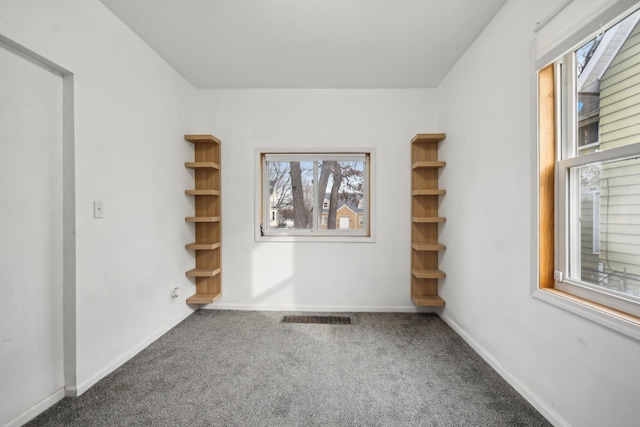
[99,0,508,89]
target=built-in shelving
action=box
[412,243,446,252]
[185,162,220,169]
[186,268,222,278]
[185,189,220,196]
[411,133,446,307]
[185,216,221,223]
[184,134,222,305]
[412,189,446,196]
[185,242,221,251]
[411,161,446,169]
[412,217,446,223]
[411,269,446,279]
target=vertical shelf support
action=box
[411,133,446,307]
[184,134,222,305]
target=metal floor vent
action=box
[281,315,353,325]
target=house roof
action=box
[578,10,640,93]
[322,193,363,214]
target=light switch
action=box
[94,201,104,219]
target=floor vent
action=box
[281,315,353,325]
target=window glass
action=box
[267,160,313,229]
[261,153,369,237]
[570,157,640,301]
[576,10,640,156]
[317,160,365,231]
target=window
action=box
[259,152,371,239]
[538,6,640,324]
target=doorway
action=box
[0,42,65,425]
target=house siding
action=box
[591,19,640,295]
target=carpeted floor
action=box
[28,311,551,426]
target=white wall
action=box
[0,44,64,426]
[438,1,640,426]
[0,1,198,421]
[193,89,439,311]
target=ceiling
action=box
[99,0,508,89]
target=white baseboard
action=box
[203,302,432,313]
[75,307,194,396]
[439,312,569,427]
[4,386,65,427]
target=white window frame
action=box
[555,14,640,318]
[533,0,640,341]
[592,190,600,255]
[255,148,375,243]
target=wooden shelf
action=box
[185,189,220,196]
[412,269,446,279]
[411,133,446,144]
[412,161,445,169]
[412,217,446,223]
[411,295,446,307]
[185,216,221,223]
[412,189,445,196]
[184,133,222,305]
[185,161,220,170]
[412,243,446,251]
[186,292,222,304]
[185,134,221,145]
[411,133,446,306]
[186,242,221,250]
[186,267,221,278]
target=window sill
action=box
[255,234,375,243]
[532,287,640,342]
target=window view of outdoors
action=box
[574,10,640,300]
[266,159,365,232]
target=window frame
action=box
[535,2,640,340]
[255,148,375,243]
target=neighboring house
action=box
[578,11,640,296]
[267,179,284,227]
[320,193,364,230]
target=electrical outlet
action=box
[170,287,180,303]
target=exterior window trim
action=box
[255,148,376,243]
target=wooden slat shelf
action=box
[185,134,221,145]
[185,161,220,170]
[412,217,446,223]
[186,292,222,304]
[411,133,446,144]
[412,189,446,196]
[412,243,446,251]
[412,161,446,169]
[185,189,220,196]
[186,267,221,278]
[412,269,446,279]
[186,242,221,250]
[184,133,222,305]
[185,216,221,223]
[410,133,446,307]
[411,295,446,307]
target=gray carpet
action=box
[28,311,551,426]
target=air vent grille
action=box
[281,315,353,325]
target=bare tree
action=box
[326,162,342,229]
[271,159,364,230]
[289,161,307,228]
[317,161,332,206]
[320,161,363,229]
[268,162,292,211]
